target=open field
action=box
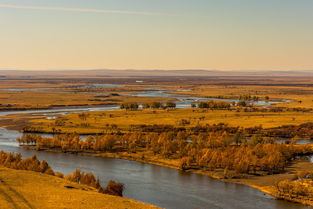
[0,90,171,109]
[22,108,313,134]
[0,79,173,110]
[0,166,158,209]
[2,76,313,109]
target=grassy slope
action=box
[0,167,159,209]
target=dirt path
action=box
[0,178,35,209]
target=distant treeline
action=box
[206,95,269,101]
[119,101,312,113]
[196,101,231,109]
[120,102,176,110]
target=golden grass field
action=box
[25,108,313,134]
[0,166,159,209]
[0,79,172,109]
[0,90,171,109]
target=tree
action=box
[151,102,162,109]
[166,102,176,108]
[179,157,192,170]
[237,101,248,107]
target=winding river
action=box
[0,85,310,209]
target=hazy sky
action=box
[0,0,312,71]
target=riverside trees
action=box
[0,151,54,175]
[275,171,313,201]
[18,131,313,177]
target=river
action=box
[0,85,310,209]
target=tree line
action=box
[120,102,176,110]
[22,121,313,144]
[196,101,231,109]
[18,132,313,177]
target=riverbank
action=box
[20,145,313,207]
[0,166,159,209]
[100,152,313,207]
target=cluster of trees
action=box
[120,103,139,110]
[239,95,260,101]
[236,101,249,107]
[142,102,176,109]
[22,121,313,146]
[234,107,312,113]
[204,95,270,102]
[66,169,124,196]
[18,131,313,177]
[0,151,123,196]
[120,102,176,110]
[263,122,313,139]
[275,171,313,200]
[194,101,252,109]
[193,96,276,109]
[197,101,231,109]
[0,151,54,175]
[188,144,312,174]
[66,169,102,190]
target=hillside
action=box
[0,167,159,209]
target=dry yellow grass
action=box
[0,79,173,109]
[171,84,313,108]
[0,167,159,209]
[27,108,313,134]
[0,90,171,109]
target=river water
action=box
[0,85,310,209]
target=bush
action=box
[103,180,124,197]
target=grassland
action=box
[22,108,313,134]
[0,90,171,110]
[0,79,172,110]
[0,166,159,209]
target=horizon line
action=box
[0,69,312,72]
[0,3,173,16]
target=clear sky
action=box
[0,0,312,71]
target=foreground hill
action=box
[0,167,159,209]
